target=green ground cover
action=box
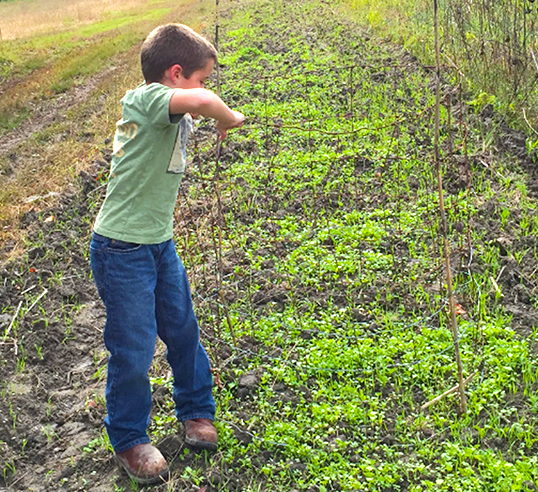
[153,0,538,490]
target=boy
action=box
[90,23,245,485]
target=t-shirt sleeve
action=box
[142,84,181,128]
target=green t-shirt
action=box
[93,83,193,244]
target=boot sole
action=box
[184,435,218,451]
[116,456,170,485]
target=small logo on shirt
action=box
[113,122,139,158]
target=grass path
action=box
[0,0,216,253]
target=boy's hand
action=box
[216,110,245,140]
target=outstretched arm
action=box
[169,88,244,139]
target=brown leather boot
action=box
[115,443,169,485]
[183,418,218,450]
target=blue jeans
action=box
[90,232,215,453]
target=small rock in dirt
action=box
[239,370,261,390]
[28,246,45,260]
[60,421,87,437]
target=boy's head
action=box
[141,24,217,84]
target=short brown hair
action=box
[141,24,217,83]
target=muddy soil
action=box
[1,1,538,491]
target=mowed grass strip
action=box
[0,7,175,133]
[0,0,164,40]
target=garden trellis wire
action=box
[174,0,526,443]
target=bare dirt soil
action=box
[2,1,538,491]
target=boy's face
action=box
[173,59,215,90]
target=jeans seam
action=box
[103,246,118,423]
[179,414,214,423]
[91,250,107,302]
[114,436,151,454]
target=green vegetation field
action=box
[1,0,538,491]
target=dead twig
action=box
[433,0,467,414]
[530,48,538,74]
[522,108,538,137]
[26,288,48,315]
[212,2,236,347]
[421,372,477,411]
[4,300,22,339]
[441,52,467,81]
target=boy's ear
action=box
[170,64,183,80]
[162,64,183,84]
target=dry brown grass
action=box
[0,42,142,259]
[0,0,217,261]
[0,53,138,261]
[0,0,153,40]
